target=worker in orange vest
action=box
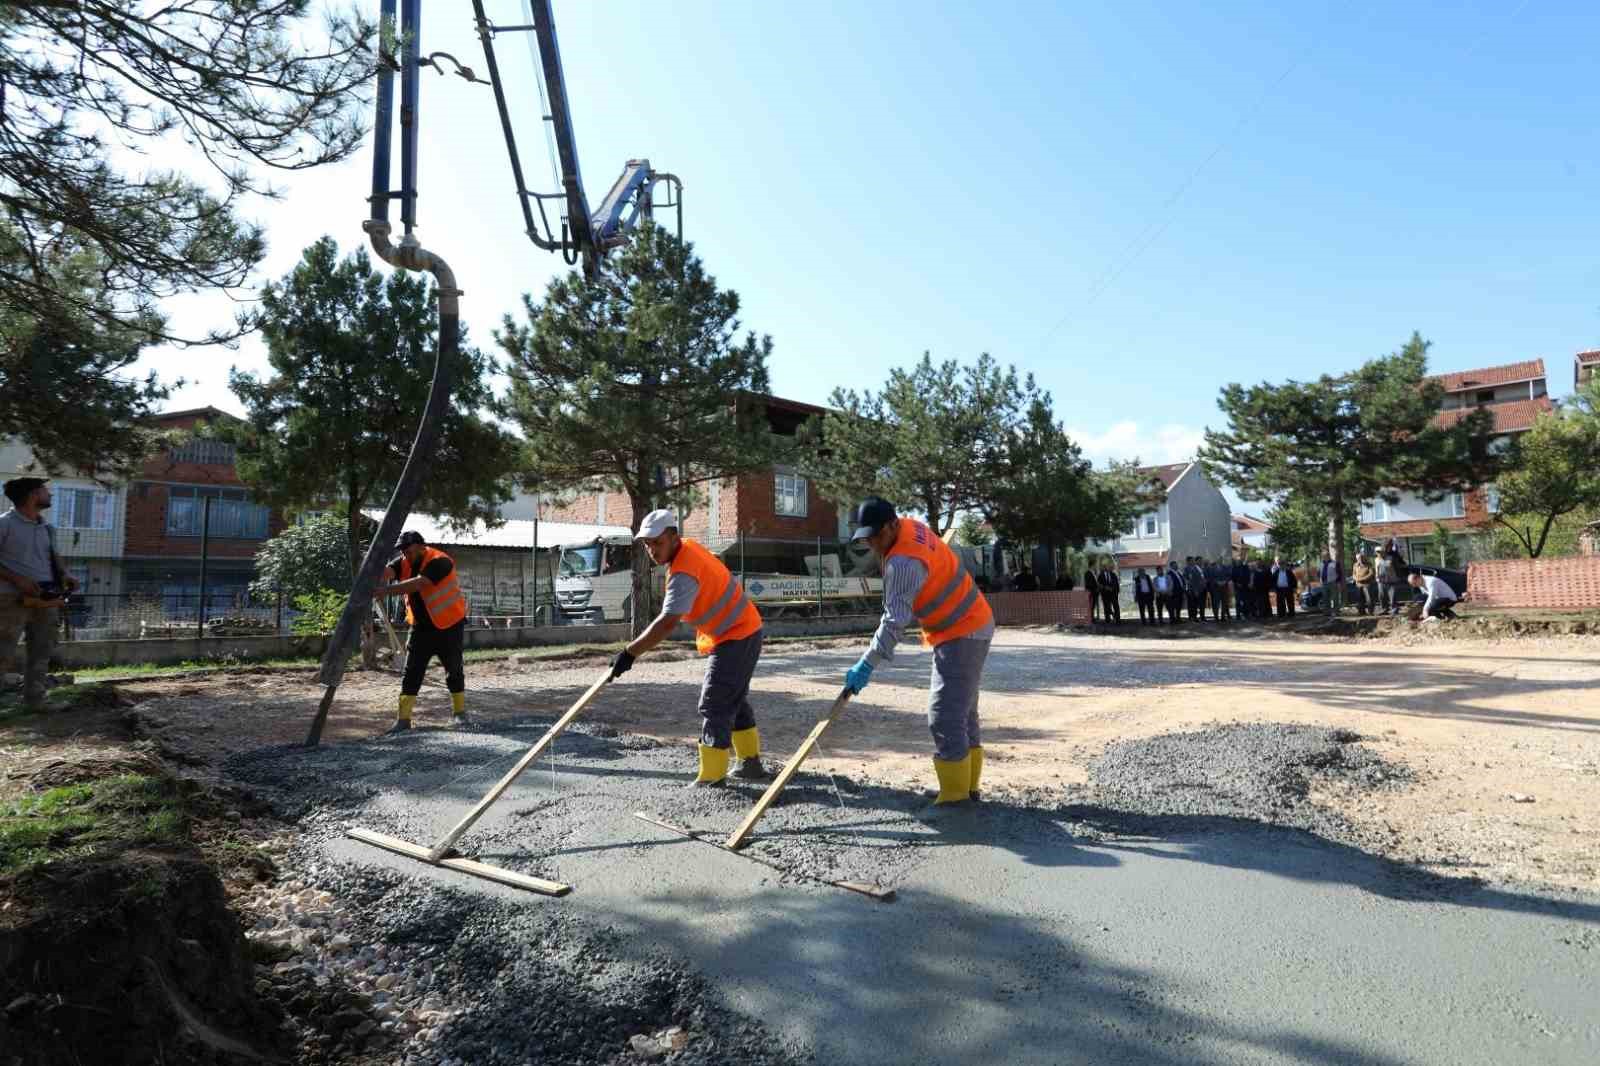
[608,509,770,787]
[844,497,994,817]
[372,531,469,731]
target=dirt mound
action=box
[0,849,290,1065]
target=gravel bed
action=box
[1087,722,1415,845]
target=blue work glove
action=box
[844,658,874,694]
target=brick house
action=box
[535,394,857,575]
[1357,359,1552,562]
[122,407,286,614]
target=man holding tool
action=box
[843,497,994,817]
[372,531,469,730]
[609,509,770,787]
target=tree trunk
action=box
[629,494,652,638]
[1328,497,1347,579]
[350,502,379,668]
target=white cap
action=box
[634,508,680,540]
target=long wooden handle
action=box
[426,669,612,861]
[725,686,852,851]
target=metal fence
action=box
[57,592,289,641]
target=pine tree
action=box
[1200,333,1499,575]
[227,238,520,578]
[0,4,370,468]
[803,353,1031,535]
[497,226,782,633]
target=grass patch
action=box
[0,771,194,877]
[0,682,125,724]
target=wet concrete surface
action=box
[230,710,1600,1065]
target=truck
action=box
[551,531,1011,625]
[550,535,885,624]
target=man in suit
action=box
[1183,556,1207,622]
[1098,563,1121,623]
[1251,559,1272,619]
[1272,556,1298,618]
[1133,567,1156,625]
[1207,557,1232,622]
[1164,560,1187,623]
[1231,556,1253,619]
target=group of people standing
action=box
[1125,556,1301,625]
[1018,539,1442,627]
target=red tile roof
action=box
[1432,396,1553,434]
[1231,513,1271,532]
[1577,350,1600,366]
[1427,359,1545,393]
[1138,462,1190,489]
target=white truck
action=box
[550,535,885,624]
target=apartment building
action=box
[1357,359,1552,561]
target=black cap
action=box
[394,530,426,551]
[4,477,47,505]
[849,497,897,541]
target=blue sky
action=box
[140,1,1600,514]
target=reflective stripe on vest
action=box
[918,572,981,634]
[886,518,993,646]
[402,548,467,628]
[669,537,761,653]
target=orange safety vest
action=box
[885,518,993,646]
[397,547,468,629]
[668,537,762,655]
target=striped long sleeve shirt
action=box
[864,555,994,666]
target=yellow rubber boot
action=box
[690,744,730,788]
[731,727,770,780]
[731,727,760,759]
[451,691,466,717]
[390,694,416,733]
[969,745,984,801]
[933,753,972,805]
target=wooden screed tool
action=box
[346,670,613,896]
[725,686,853,851]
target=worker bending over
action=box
[372,531,468,730]
[610,509,770,787]
[844,497,994,817]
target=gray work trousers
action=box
[1379,582,1403,613]
[0,601,59,708]
[698,629,762,748]
[929,634,990,762]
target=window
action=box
[166,487,270,539]
[54,487,115,530]
[1485,485,1501,514]
[1475,390,1495,405]
[1449,492,1466,518]
[1144,514,1158,537]
[774,472,807,517]
[1361,499,1390,523]
[1124,517,1139,539]
[169,439,237,465]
